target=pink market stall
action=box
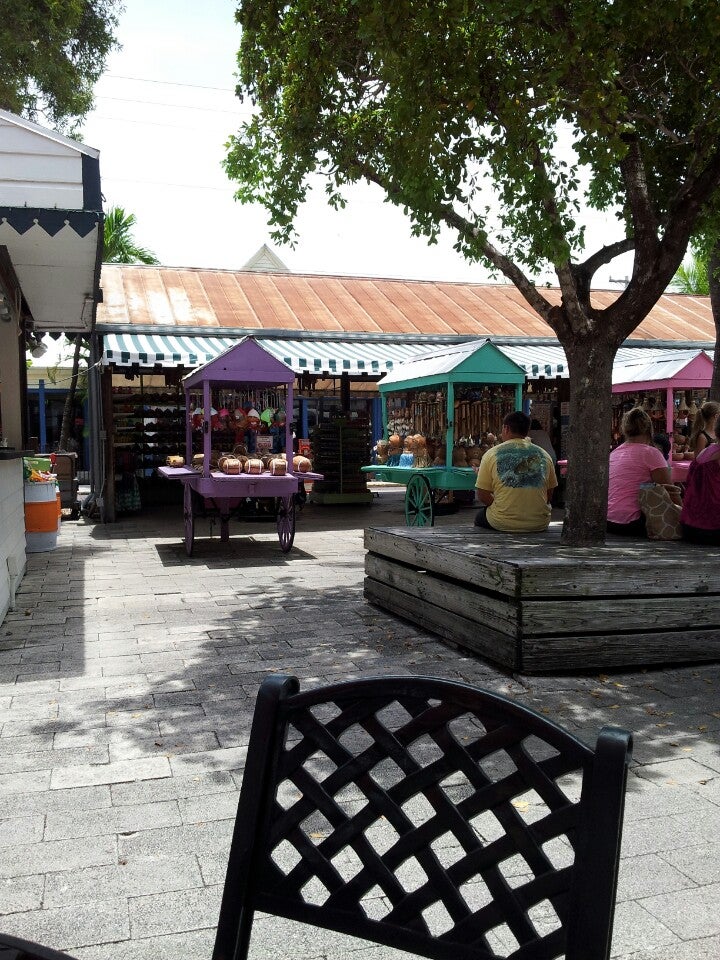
[158,338,321,555]
[611,348,715,486]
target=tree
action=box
[102,206,160,265]
[671,240,720,402]
[58,206,158,451]
[671,248,710,297]
[225,1,720,545]
[0,0,122,131]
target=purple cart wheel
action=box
[276,495,295,552]
[183,483,194,556]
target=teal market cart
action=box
[362,340,526,525]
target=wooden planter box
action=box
[364,525,720,673]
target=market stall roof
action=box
[102,332,435,376]
[0,109,102,333]
[378,339,526,392]
[97,263,718,344]
[101,331,716,383]
[611,348,714,391]
[182,337,294,389]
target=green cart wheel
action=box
[405,474,434,527]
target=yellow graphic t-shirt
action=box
[475,439,557,532]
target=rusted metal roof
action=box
[97,264,717,344]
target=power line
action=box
[105,73,237,93]
[89,112,243,131]
[94,93,249,116]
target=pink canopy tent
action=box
[611,349,714,436]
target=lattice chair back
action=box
[213,675,632,960]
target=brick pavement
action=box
[0,488,718,960]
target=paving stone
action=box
[128,884,222,938]
[0,897,130,951]
[44,799,182,840]
[615,853,698,902]
[110,771,235,806]
[641,883,720,939]
[0,836,117,878]
[107,730,219,763]
[168,746,247,777]
[0,769,51,796]
[117,820,234,859]
[605,900,680,956]
[619,936,720,959]
[660,841,720,884]
[0,814,45,847]
[50,756,171,789]
[178,791,239,824]
[72,928,215,960]
[1,785,111,816]
[0,874,45,913]
[0,744,109,776]
[43,856,203,907]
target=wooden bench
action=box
[364,524,720,672]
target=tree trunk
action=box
[709,242,720,402]
[559,336,617,546]
[59,337,82,450]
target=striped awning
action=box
[497,344,568,379]
[102,333,434,376]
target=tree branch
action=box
[619,135,659,262]
[356,160,556,324]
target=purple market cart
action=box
[158,338,321,555]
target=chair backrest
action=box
[213,675,632,960]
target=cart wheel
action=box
[405,474,434,527]
[276,495,296,552]
[183,484,194,556]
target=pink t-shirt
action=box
[607,442,668,523]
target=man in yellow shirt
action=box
[475,411,557,532]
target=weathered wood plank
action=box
[366,525,720,598]
[522,629,720,672]
[367,552,720,636]
[363,576,519,670]
[523,596,720,635]
[365,527,520,596]
[365,553,520,639]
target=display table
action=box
[671,459,691,484]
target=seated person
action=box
[607,407,671,535]
[528,418,557,464]
[653,432,671,463]
[474,410,557,532]
[680,417,720,545]
[686,400,720,459]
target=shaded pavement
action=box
[0,488,718,959]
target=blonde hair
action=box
[689,401,720,450]
[621,407,653,440]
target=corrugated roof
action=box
[97,264,717,344]
[611,348,714,385]
[379,340,494,384]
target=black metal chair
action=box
[213,674,632,960]
[0,674,632,960]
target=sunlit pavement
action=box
[1,487,718,960]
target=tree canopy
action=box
[103,206,159,264]
[0,0,122,130]
[226,1,720,543]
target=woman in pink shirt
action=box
[607,408,671,535]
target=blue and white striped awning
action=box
[102,333,434,376]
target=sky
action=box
[78,0,634,286]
